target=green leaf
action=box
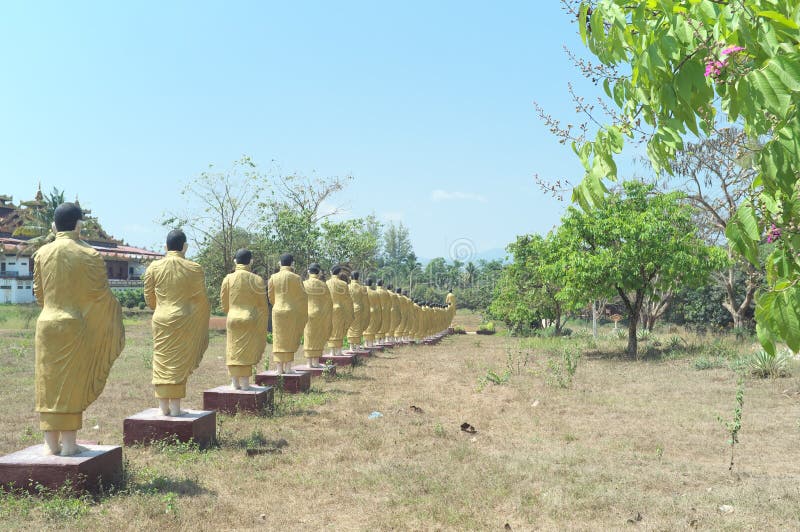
[757,10,799,30]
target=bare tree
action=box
[162,156,264,276]
[670,128,760,329]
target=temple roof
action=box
[0,187,162,260]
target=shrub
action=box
[137,302,146,310]
[476,322,496,335]
[748,349,792,379]
[452,325,467,334]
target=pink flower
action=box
[721,45,745,56]
[767,224,782,243]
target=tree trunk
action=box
[618,288,643,358]
[592,300,598,340]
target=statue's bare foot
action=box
[169,409,185,417]
[42,444,61,456]
[60,444,88,457]
[240,385,252,391]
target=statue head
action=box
[166,229,187,252]
[234,248,252,265]
[387,283,393,291]
[331,265,342,276]
[377,279,384,287]
[352,271,360,281]
[396,287,402,294]
[308,263,321,275]
[366,278,375,287]
[280,254,294,267]
[403,290,409,296]
[53,202,83,232]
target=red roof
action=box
[1,237,163,261]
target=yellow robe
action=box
[303,274,332,358]
[389,291,402,337]
[394,294,408,337]
[144,250,210,399]
[220,264,268,377]
[377,286,391,339]
[402,296,413,337]
[359,283,370,335]
[33,232,125,431]
[347,279,365,345]
[327,277,354,349]
[364,286,381,342]
[446,292,457,326]
[268,266,308,363]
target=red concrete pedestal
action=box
[293,364,336,377]
[123,409,216,448]
[364,345,384,353]
[0,444,122,494]
[254,370,311,393]
[344,348,370,359]
[376,342,394,349]
[203,386,274,415]
[319,354,355,367]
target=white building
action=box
[0,190,163,304]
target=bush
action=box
[476,322,496,335]
[748,349,792,378]
[452,325,467,334]
[137,302,146,310]
[115,288,145,309]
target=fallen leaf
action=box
[460,422,477,434]
[410,405,424,414]
[718,505,734,514]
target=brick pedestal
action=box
[292,364,336,377]
[203,385,274,415]
[344,348,370,359]
[254,370,311,393]
[123,409,216,448]
[0,444,122,494]
[319,354,355,367]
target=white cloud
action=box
[431,189,488,203]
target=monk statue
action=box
[358,273,370,341]
[363,278,381,347]
[326,266,354,356]
[220,249,268,390]
[346,271,366,350]
[446,288,457,327]
[268,254,308,373]
[393,287,406,343]
[376,279,391,343]
[33,202,125,456]
[386,284,400,343]
[303,263,332,367]
[144,229,210,416]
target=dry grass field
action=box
[0,307,799,530]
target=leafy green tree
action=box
[490,233,570,335]
[568,0,800,353]
[320,216,381,273]
[558,182,721,357]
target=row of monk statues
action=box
[32,203,456,456]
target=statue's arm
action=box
[32,253,43,307]
[267,277,275,306]
[143,265,156,310]
[220,277,229,315]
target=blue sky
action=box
[0,1,609,261]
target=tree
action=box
[320,216,381,273]
[162,156,264,278]
[258,172,352,273]
[670,128,761,329]
[558,182,720,357]
[490,233,570,335]
[568,0,800,354]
